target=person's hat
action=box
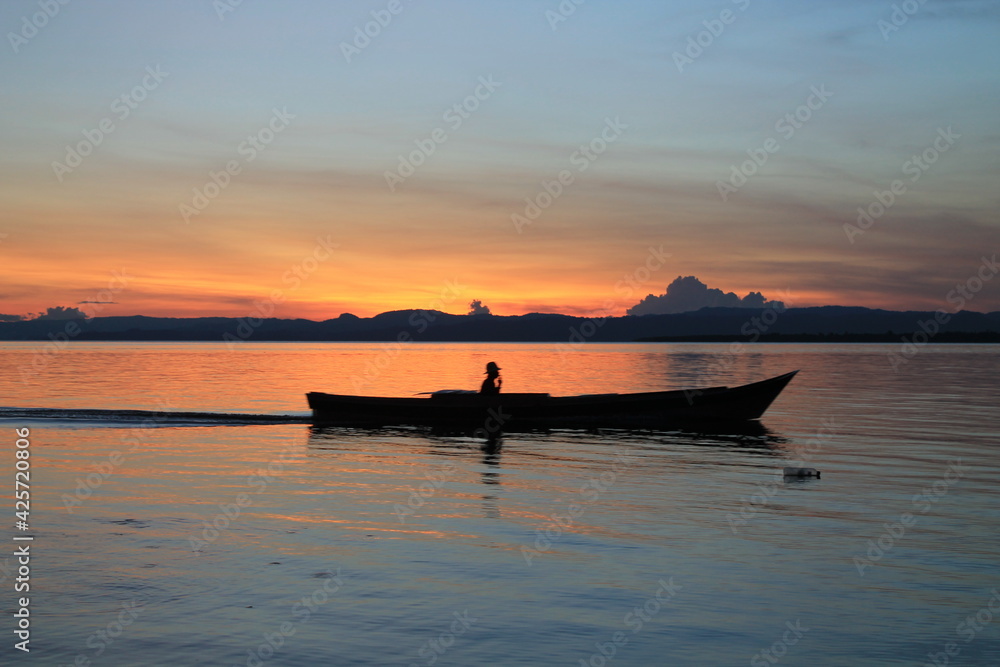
[485,361,501,373]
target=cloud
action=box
[467,300,492,316]
[0,314,24,322]
[78,300,117,305]
[627,276,784,316]
[33,306,88,321]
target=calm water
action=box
[1,342,998,666]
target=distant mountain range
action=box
[2,306,1000,343]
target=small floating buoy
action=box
[783,467,820,478]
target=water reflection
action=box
[481,436,502,468]
[306,421,788,458]
[480,437,503,520]
[12,343,1000,666]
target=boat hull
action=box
[306,371,798,429]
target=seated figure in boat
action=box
[480,362,502,395]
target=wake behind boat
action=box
[307,370,799,429]
[0,406,311,426]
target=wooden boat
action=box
[307,370,798,429]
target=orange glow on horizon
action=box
[1,196,982,319]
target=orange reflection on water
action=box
[3,341,804,414]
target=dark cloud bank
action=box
[627,276,785,316]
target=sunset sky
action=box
[2,0,998,320]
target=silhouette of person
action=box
[480,361,502,395]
